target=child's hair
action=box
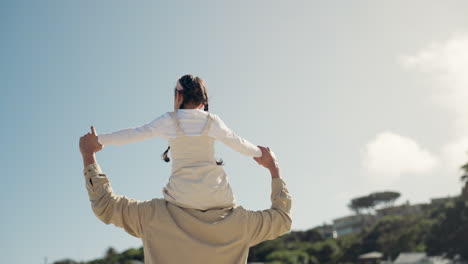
[178,75,209,111]
[162,74,223,165]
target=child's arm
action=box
[98,113,169,146]
[210,114,262,157]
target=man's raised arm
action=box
[79,126,149,238]
[246,146,292,246]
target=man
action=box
[79,126,292,264]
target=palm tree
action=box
[461,161,468,198]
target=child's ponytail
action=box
[162,146,171,162]
[203,88,209,111]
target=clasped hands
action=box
[79,126,103,156]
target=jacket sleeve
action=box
[83,163,155,238]
[246,178,292,246]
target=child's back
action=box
[164,111,234,209]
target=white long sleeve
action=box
[98,110,262,157]
[209,114,262,157]
[97,113,170,146]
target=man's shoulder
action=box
[138,198,167,212]
[232,205,259,216]
[137,198,170,221]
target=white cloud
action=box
[401,33,468,135]
[362,132,439,185]
[402,33,468,179]
[361,34,468,196]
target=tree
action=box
[426,198,468,260]
[265,250,309,264]
[371,191,401,209]
[461,161,468,198]
[53,259,81,264]
[336,213,433,262]
[461,160,468,183]
[348,191,401,214]
[248,237,286,262]
[305,239,342,264]
[349,195,376,214]
[105,247,117,258]
[284,229,324,243]
[121,248,144,262]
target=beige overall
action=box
[163,111,236,210]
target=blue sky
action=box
[2,1,468,263]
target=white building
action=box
[332,214,375,237]
[393,252,455,264]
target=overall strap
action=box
[201,113,213,135]
[169,111,184,137]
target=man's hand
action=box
[254,146,281,179]
[79,126,103,167]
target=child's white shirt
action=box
[98,109,262,157]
